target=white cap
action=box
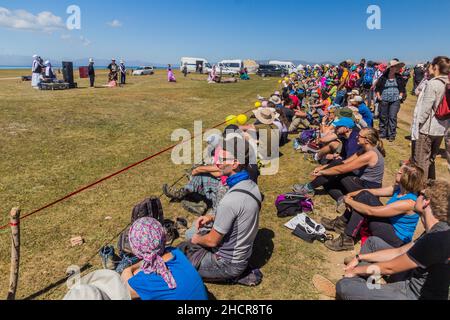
[89,58,94,63]
[33,54,38,59]
[44,60,50,65]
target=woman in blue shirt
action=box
[121,217,208,300]
[324,163,424,252]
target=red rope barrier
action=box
[0,108,255,230]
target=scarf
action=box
[128,217,177,289]
[226,170,250,188]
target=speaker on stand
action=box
[62,61,77,88]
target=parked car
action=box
[217,60,243,75]
[269,61,297,74]
[132,66,154,76]
[256,64,287,77]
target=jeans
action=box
[343,191,405,248]
[336,236,417,300]
[334,90,347,107]
[379,100,401,139]
[120,73,126,84]
[197,251,248,282]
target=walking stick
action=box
[7,208,21,300]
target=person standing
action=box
[107,59,119,82]
[182,63,188,77]
[88,58,95,88]
[119,60,126,85]
[31,54,44,88]
[413,56,450,180]
[375,60,407,142]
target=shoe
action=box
[324,233,354,252]
[335,197,347,215]
[182,200,208,216]
[321,216,347,234]
[162,184,189,201]
[312,275,336,299]
[99,246,118,271]
[292,184,315,196]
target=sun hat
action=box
[120,60,124,64]
[350,96,364,104]
[89,58,94,63]
[337,107,356,121]
[347,89,360,96]
[63,270,131,300]
[274,91,281,96]
[332,117,356,129]
[387,60,405,69]
[348,106,359,113]
[32,54,38,59]
[44,60,50,66]
[269,95,282,105]
[253,108,279,125]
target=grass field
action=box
[0,69,448,300]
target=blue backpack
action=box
[363,67,375,86]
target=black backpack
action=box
[118,197,165,255]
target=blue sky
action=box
[1,0,449,64]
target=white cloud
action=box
[0,7,65,32]
[79,35,92,47]
[60,34,71,40]
[107,19,122,28]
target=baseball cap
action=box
[332,117,356,129]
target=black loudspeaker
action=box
[62,61,74,84]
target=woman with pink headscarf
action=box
[167,64,176,82]
[121,217,207,300]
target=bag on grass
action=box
[299,129,316,146]
[275,193,314,218]
[290,213,329,243]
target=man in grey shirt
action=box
[190,136,263,281]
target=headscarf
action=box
[128,217,177,289]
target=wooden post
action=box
[7,208,20,300]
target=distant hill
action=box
[0,55,170,68]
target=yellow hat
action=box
[254,101,262,108]
[236,114,248,125]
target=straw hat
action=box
[269,95,282,105]
[253,108,279,125]
[388,60,405,69]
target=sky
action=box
[0,0,449,65]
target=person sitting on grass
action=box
[121,217,208,300]
[335,179,450,300]
[184,136,263,284]
[293,120,384,202]
[323,163,424,252]
[349,95,374,128]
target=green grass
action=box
[0,70,448,300]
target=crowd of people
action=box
[64,56,450,301]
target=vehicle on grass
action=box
[180,57,212,74]
[132,66,155,76]
[217,59,243,75]
[269,60,297,74]
[256,64,287,78]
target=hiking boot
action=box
[99,246,118,271]
[162,184,189,201]
[292,184,315,196]
[182,200,208,216]
[324,233,354,252]
[312,275,336,299]
[335,197,348,215]
[321,216,347,234]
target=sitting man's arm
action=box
[192,165,222,177]
[346,253,418,278]
[191,229,223,248]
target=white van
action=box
[217,59,243,75]
[269,60,297,74]
[180,57,211,74]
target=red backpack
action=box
[435,78,450,120]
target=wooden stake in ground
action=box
[7,208,21,300]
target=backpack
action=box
[362,67,375,87]
[435,78,450,121]
[345,72,358,89]
[299,129,316,145]
[118,197,165,255]
[275,193,314,218]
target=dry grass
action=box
[0,70,448,300]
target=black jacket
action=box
[375,73,406,96]
[88,63,95,76]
